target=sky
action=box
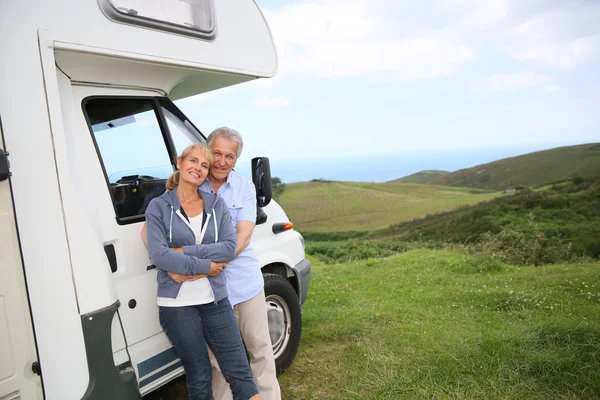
[175,0,600,183]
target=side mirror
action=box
[252,157,272,208]
[0,150,10,181]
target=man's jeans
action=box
[159,298,259,400]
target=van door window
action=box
[84,98,174,223]
[161,106,202,156]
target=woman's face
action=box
[177,148,210,187]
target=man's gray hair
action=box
[206,127,244,159]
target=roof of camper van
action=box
[3,0,278,99]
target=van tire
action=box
[263,273,302,375]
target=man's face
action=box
[210,136,238,181]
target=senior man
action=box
[203,127,281,400]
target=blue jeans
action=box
[159,298,259,400]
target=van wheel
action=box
[263,273,302,375]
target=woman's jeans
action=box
[159,298,259,400]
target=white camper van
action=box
[0,1,311,399]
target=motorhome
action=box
[0,1,311,398]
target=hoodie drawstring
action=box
[169,203,218,244]
[213,208,218,242]
[169,207,173,243]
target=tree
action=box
[272,176,285,199]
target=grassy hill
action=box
[304,175,600,262]
[382,175,600,255]
[277,180,499,232]
[389,170,449,184]
[428,143,600,190]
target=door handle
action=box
[104,244,117,273]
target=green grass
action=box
[389,170,450,184]
[277,181,499,232]
[279,250,600,399]
[428,143,600,190]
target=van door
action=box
[65,86,201,394]
[0,123,43,399]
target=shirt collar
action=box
[206,171,233,191]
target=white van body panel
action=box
[2,0,277,82]
[0,1,310,398]
[0,33,92,400]
[0,139,43,400]
[253,202,306,268]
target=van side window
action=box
[98,0,216,40]
[162,106,196,156]
[84,98,174,224]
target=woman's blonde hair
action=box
[166,144,214,190]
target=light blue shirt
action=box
[201,170,263,306]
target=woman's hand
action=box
[168,272,190,283]
[209,261,227,276]
[167,272,208,283]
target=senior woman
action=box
[144,143,261,400]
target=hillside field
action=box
[428,143,600,190]
[389,170,449,184]
[277,181,500,232]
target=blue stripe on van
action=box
[139,360,183,388]
[137,347,179,377]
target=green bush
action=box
[302,231,368,242]
[455,255,504,274]
[305,239,442,264]
[463,221,575,266]
[370,175,600,259]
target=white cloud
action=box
[475,72,559,92]
[435,0,509,29]
[253,96,293,108]
[263,0,479,80]
[502,2,600,68]
[260,0,600,81]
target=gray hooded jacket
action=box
[145,188,236,301]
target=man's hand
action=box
[209,261,227,276]
[141,223,148,249]
[171,247,184,254]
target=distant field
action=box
[277,181,500,232]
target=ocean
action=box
[236,145,551,184]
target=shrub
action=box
[454,255,504,274]
[463,219,575,266]
[572,176,584,185]
[305,239,442,264]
